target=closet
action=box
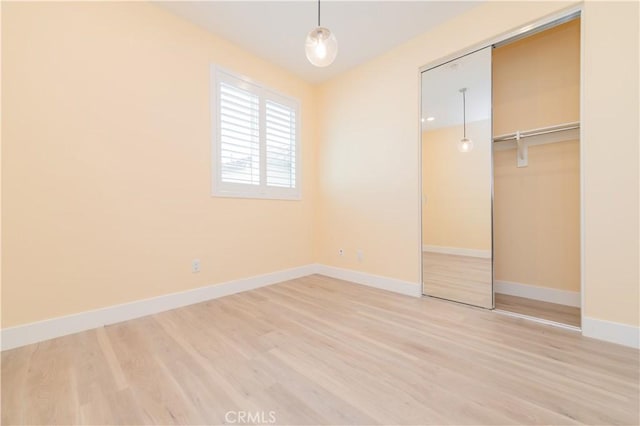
[492,18,581,327]
[420,14,581,328]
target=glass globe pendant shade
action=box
[458,137,474,153]
[305,27,338,67]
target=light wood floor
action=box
[423,251,493,308]
[495,293,581,327]
[2,275,638,425]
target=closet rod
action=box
[493,121,580,142]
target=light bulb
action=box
[315,39,327,59]
[458,137,474,153]
[305,27,338,67]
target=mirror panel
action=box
[421,47,493,308]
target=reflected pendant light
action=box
[458,88,474,153]
[305,0,338,67]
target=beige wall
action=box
[494,141,580,292]
[317,1,639,327]
[493,19,581,135]
[422,121,492,251]
[1,2,317,327]
[493,18,580,293]
[582,1,639,326]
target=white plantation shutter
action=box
[219,82,260,185]
[265,100,296,188]
[212,67,300,199]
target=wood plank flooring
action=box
[423,251,493,308]
[495,293,581,327]
[2,275,638,425]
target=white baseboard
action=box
[1,265,317,351]
[422,245,491,259]
[1,263,421,351]
[582,317,639,349]
[494,280,580,307]
[316,264,422,298]
[4,264,633,350]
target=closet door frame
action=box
[417,4,584,326]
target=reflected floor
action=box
[495,293,581,327]
[422,251,492,308]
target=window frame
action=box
[211,66,301,200]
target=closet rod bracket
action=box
[516,130,528,167]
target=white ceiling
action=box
[155,1,480,84]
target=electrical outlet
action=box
[338,248,344,256]
[357,249,364,262]
[192,259,201,273]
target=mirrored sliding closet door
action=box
[421,47,493,308]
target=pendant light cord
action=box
[317,0,321,27]
[462,88,467,138]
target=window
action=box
[212,67,301,200]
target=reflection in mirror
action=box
[421,47,493,308]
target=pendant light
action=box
[458,88,474,153]
[305,0,338,67]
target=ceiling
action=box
[156,1,480,84]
